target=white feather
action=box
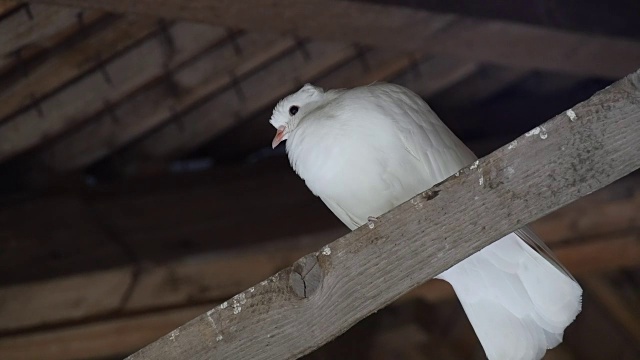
[272,82,582,360]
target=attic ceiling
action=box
[0,2,639,359]
[0,0,638,191]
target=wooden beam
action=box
[0,21,228,162]
[0,1,20,15]
[0,3,82,59]
[351,0,640,39]
[41,34,298,170]
[120,69,639,359]
[28,0,640,78]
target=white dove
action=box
[270,83,582,360]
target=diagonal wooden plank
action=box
[41,34,298,170]
[0,16,159,121]
[0,1,20,14]
[123,41,358,160]
[27,0,640,78]
[0,3,81,57]
[0,21,229,162]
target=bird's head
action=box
[269,83,324,148]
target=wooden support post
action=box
[126,69,640,359]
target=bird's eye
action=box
[289,106,299,116]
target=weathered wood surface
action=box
[29,0,640,78]
[120,69,640,359]
[0,16,159,121]
[0,21,228,162]
[123,41,357,160]
[42,33,298,170]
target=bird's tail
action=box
[436,229,582,360]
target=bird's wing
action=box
[373,83,477,185]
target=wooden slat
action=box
[354,0,640,40]
[41,33,297,170]
[0,16,158,121]
[0,21,228,162]
[125,41,357,159]
[0,3,79,56]
[389,56,480,99]
[122,68,640,360]
[0,1,20,15]
[0,305,214,360]
[424,66,530,108]
[28,0,640,78]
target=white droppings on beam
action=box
[368,221,375,229]
[216,335,223,342]
[507,140,518,149]
[566,109,577,121]
[169,329,180,342]
[260,280,268,286]
[321,246,331,256]
[233,305,242,315]
[249,287,255,292]
[525,127,541,137]
[410,197,423,209]
[479,176,484,186]
[539,126,548,139]
[220,301,228,309]
[234,293,247,305]
[469,160,480,170]
[232,293,245,315]
[525,126,547,139]
[207,309,217,329]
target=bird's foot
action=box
[367,216,378,229]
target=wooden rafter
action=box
[117,52,479,165]
[0,16,158,121]
[0,20,230,162]
[118,41,358,161]
[28,0,640,78]
[41,34,299,170]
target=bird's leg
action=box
[367,216,378,229]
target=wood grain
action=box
[28,0,640,78]
[120,69,640,359]
[125,41,357,159]
[0,21,227,162]
[0,16,158,121]
[42,34,297,170]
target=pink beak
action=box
[272,126,286,149]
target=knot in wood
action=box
[289,254,323,298]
